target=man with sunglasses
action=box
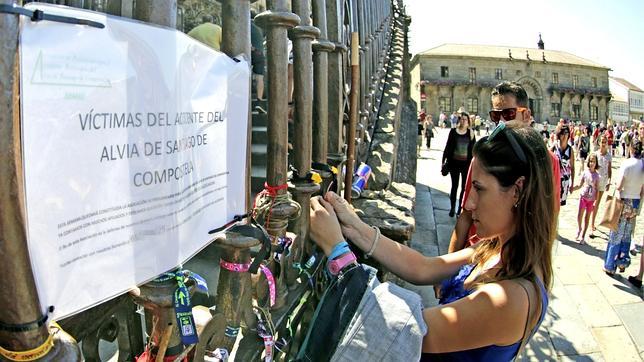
[446,81,561,253]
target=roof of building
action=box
[416,43,610,70]
[610,76,643,92]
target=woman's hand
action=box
[322,192,367,243]
[310,196,345,256]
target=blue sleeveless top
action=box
[420,264,549,362]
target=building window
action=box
[535,71,541,78]
[467,98,478,114]
[495,68,503,80]
[439,97,452,113]
[441,66,449,78]
[592,77,597,88]
[551,103,561,117]
[572,75,578,89]
[590,106,598,120]
[469,68,476,83]
[573,104,581,119]
[516,70,522,76]
[552,72,559,84]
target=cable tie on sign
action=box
[208,213,250,234]
[0,4,105,29]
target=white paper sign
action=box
[19,4,250,320]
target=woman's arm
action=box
[422,279,531,353]
[310,192,474,285]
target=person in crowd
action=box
[250,11,266,100]
[187,15,222,51]
[450,111,459,129]
[439,111,447,128]
[628,234,644,288]
[603,140,643,275]
[417,118,425,155]
[578,126,591,175]
[540,121,550,144]
[620,126,629,157]
[474,115,481,136]
[605,124,614,156]
[552,124,575,206]
[572,153,600,244]
[424,114,435,150]
[590,135,612,233]
[447,81,560,253]
[442,112,476,217]
[310,123,555,361]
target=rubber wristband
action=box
[365,226,380,259]
[328,241,350,261]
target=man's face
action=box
[491,95,530,125]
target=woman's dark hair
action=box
[471,122,555,292]
[632,140,642,159]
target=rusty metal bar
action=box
[255,0,300,309]
[325,0,345,160]
[221,0,252,211]
[209,0,259,353]
[0,1,80,360]
[287,0,320,282]
[344,32,359,203]
[0,0,49,353]
[311,0,334,164]
[134,0,176,28]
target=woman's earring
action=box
[513,202,519,208]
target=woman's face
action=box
[588,156,598,170]
[464,158,518,241]
[459,115,469,128]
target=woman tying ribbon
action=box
[310,122,556,361]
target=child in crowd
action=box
[573,154,600,245]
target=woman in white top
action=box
[603,140,643,275]
[591,135,612,232]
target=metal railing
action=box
[0,0,405,360]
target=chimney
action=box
[538,33,545,50]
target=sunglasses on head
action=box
[483,122,528,164]
[488,107,528,123]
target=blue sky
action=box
[406,0,644,90]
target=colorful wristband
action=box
[328,241,350,261]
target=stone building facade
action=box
[410,42,611,125]
[609,77,644,124]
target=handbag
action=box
[599,190,623,231]
[441,160,449,176]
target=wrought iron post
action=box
[255,0,300,309]
[325,0,346,171]
[134,0,176,28]
[288,0,320,278]
[208,0,259,353]
[0,1,80,360]
[312,0,334,165]
[344,32,360,203]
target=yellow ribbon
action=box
[0,323,62,361]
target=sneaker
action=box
[630,249,637,256]
[627,276,642,288]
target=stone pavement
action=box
[408,126,644,361]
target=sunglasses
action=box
[488,107,528,123]
[484,121,528,164]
